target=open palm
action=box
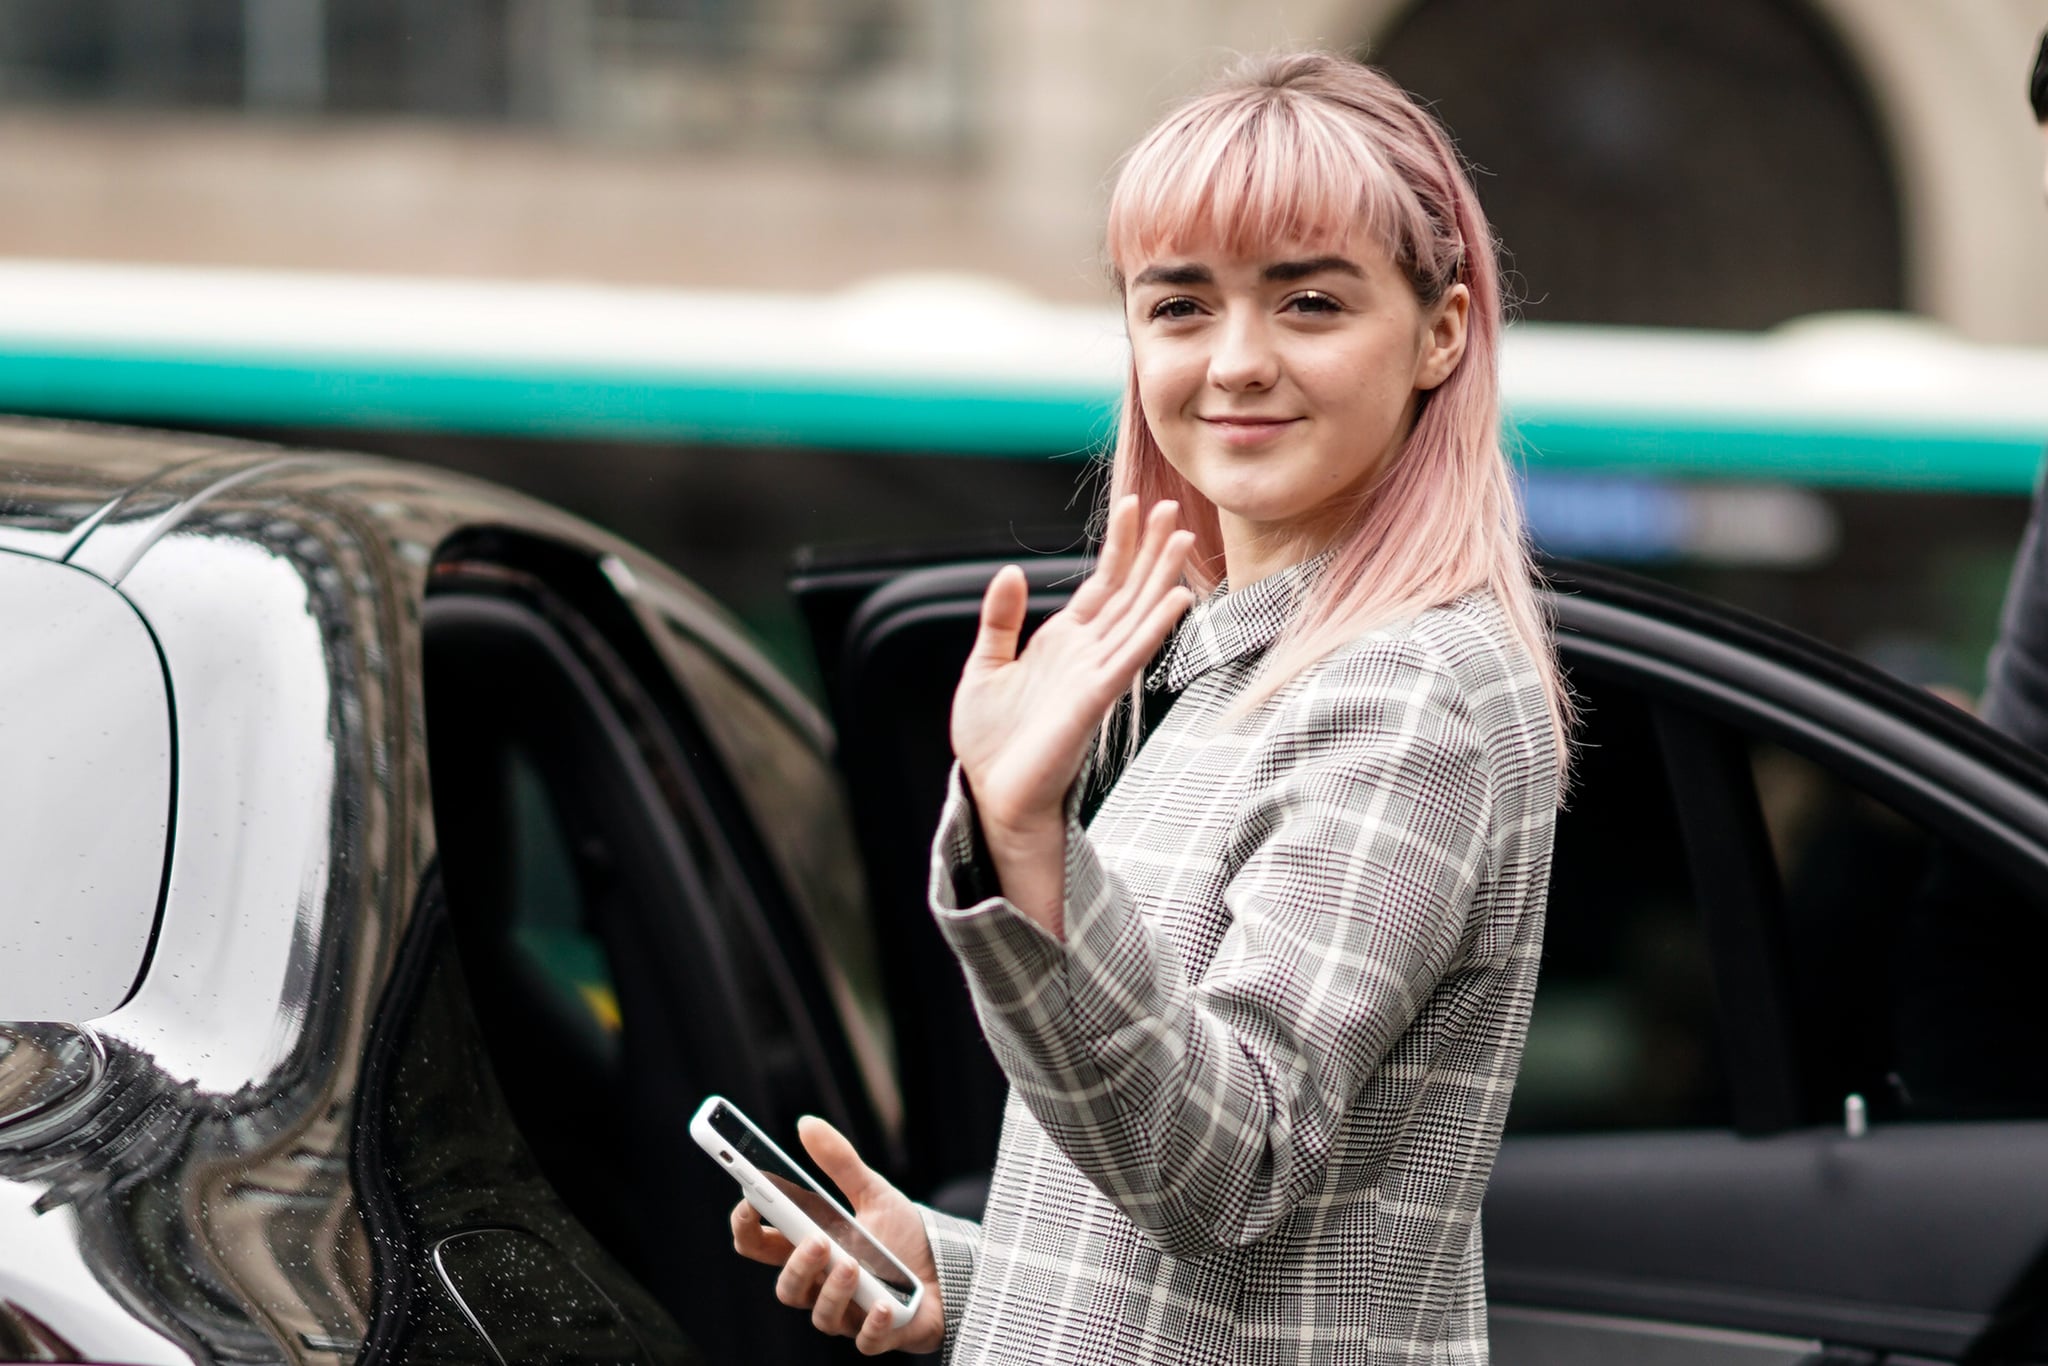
[951,497,1196,838]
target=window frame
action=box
[425,539,884,1152]
[1646,696,1803,1135]
[1556,589,2048,1134]
[1558,594,2048,887]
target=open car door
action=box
[793,548,2048,1366]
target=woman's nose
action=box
[1206,311,1280,392]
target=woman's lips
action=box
[1201,416,1301,446]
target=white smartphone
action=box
[691,1095,924,1323]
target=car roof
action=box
[0,417,290,561]
[0,411,832,760]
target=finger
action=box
[1066,494,1141,623]
[1126,518,1193,621]
[811,1254,861,1337]
[795,1115,880,1206]
[731,1200,796,1265]
[1093,500,1181,636]
[1088,505,1170,639]
[1103,585,1197,686]
[775,1236,832,1309]
[855,1301,905,1356]
[969,565,1029,666]
[1104,529,1196,658]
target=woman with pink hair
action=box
[733,49,1571,1364]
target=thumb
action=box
[970,565,1028,666]
[797,1115,879,1204]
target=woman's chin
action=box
[1203,491,1325,532]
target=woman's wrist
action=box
[963,773,1070,936]
[961,767,1065,842]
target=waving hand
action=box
[949,496,1196,934]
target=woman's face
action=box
[1123,225,1468,569]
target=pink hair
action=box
[1101,50,1572,772]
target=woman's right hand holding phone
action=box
[729,1115,945,1356]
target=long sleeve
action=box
[915,1205,982,1362]
[927,637,1497,1259]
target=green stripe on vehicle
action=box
[0,347,1121,455]
[1510,413,2045,494]
[0,348,2039,492]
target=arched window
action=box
[1372,0,1904,328]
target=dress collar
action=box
[1148,551,1334,693]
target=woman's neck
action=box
[1218,513,1341,592]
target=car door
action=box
[1485,568,2048,1366]
[793,549,2048,1364]
[401,527,896,1366]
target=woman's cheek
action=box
[1136,375,1195,457]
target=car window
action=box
[503,744,624,1051]
[1508,672,1731,1132]
[1754,738,2048,1122]
[428,586,796,1109]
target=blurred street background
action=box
[1,0,2046,692]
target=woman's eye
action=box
[1285,292,1342,315]
[1147,296,1202,321]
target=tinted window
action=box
[1755,739,2048,1121]
[426,589,810,1116]
[501,743,623,1060]
[1509,674,1730,1132]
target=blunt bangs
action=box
[1106,91,1423,286]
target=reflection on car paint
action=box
[0,1026,105,1129]
[0,428,714,1364]
[0,551,173,1023]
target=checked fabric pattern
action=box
[918,558,1559,1365]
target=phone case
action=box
[690,1096,923,1323]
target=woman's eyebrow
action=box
[1263,255,1364,283]
[1130,262,1213,288]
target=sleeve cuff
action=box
[931,761,1007,912]
[926,763,1163,1057]
[917,1204,983,1363]
[927,762,1071,981]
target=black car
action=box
[3,419,2045,1366]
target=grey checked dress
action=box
[918,556,1559,1365]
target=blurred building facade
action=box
[0,0,2043,339]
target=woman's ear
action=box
[1416,283,1470,392]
